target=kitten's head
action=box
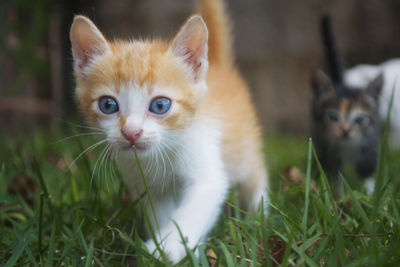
[311,69,383,144]
[70,15,209,155]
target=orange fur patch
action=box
[75,39,200,128]
[339,99,350,117]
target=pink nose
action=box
[121,128,143,145]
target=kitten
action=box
[345,58,400,148]
[70,0,268,263]
[311,16,383,194]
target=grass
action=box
[1,126,400,266]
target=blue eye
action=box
[98,96,119,114]
[149,97,171,115]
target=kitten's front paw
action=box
[145,237,187,264]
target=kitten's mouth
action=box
[132,142,150,151]
[121,141,152,152]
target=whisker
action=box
[150,147,160,190]
[51,132,104,145]
[107,146,115,192]
[156,145,167,195]
[110,147,119,192]
[162,140,186,170]
[89,143,108,197]
[107,146,118,193]
[69,139,107,170]
[62,120,105,132]
[99,145,112,192]
[145,149,155,177]
[161,143,176,195]
[144,151,151,175]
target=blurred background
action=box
[1,0,399,136]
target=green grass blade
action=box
[198,244,210,267]
[272,229,318,267]
[58,241,73,265]
[76,220,88,252]
[301,138,313,241]
[121,220,136,264]
[341,175,372,232]
[116,228,150,257]
[133,148,169,262]
[218,240,235,267]
[32,157,54,218]
[268,203,302,231]
[369,77,396,263]
[38,192,44,260]
[279,234,294,267]
[133,148,159,231]
[312,145,335,211]
[84,241,94,267]
[46,222,56,267]
[173,220,199,267]
[4,231,32,267]
[138,199,167,261]
[24,246,39,267]
[390,189,400,228]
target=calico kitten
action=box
[311,16,383,193]
[70,0,268,263]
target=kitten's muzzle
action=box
[121,128,143,147]
[341,129,350,139]
[340,124,352,139]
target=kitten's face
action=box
[322,98,373,144]
[70,16,209,155]
[312,70,383,145]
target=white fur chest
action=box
[116,118,226,199]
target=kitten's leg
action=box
[143,197,175,238]
[364,177,375,195]
[355,147,378,178]
[237,159,269,213]
[145,148,229,263]
[356,146,378,195]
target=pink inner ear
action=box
[73,38,106,71]
[70,16,110,73]
[169,16,208,81]
[183,47,204,78]
[76,49,91,70]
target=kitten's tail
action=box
[197,0,233,67]
[320,15,344,85]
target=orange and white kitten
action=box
[70,0,268,262]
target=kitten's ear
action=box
[169,15,209,82]
[311,69,334,96]
[365,73,383,99]
[70,15,110,76]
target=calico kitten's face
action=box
[312,70,383,145]
[323,97,372,142]
[70,16,209,155]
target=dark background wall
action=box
[1,0,399,135]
